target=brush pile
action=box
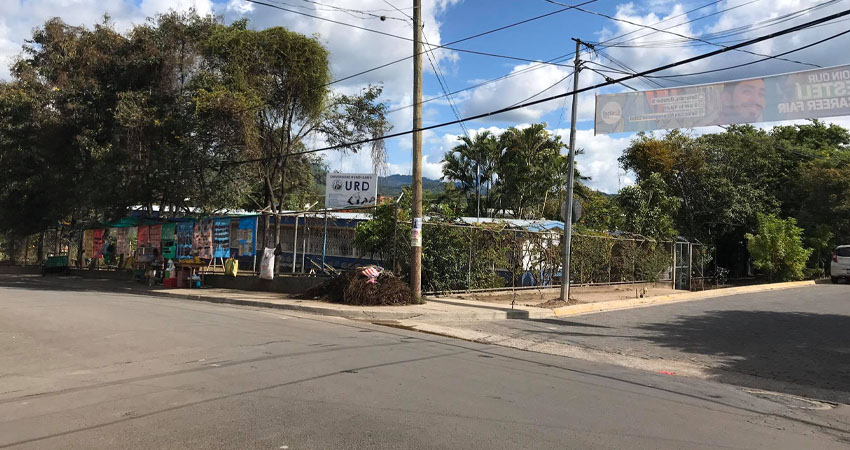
[298,266,414,306]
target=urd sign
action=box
[595,64,850,134]
[325,173,378,210]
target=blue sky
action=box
[2,0,850,192]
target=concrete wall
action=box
[65,268,327,294]
[0,265,41,275]
[202,274,329,294]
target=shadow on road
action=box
[636,310,850,398]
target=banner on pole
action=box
[325,173,378,209]
[594,64,850,134]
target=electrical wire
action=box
[646,27,850,80]
[545,0,822,69]
[382,0,471,138]
[104,8,850,175]
[384,0,775,115]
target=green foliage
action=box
[615,173,680,239]
[494,124,570,219]
[745,214,812,281]
[353,189,504,292]
[0,11,390,237]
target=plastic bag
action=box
[259,248,275,280]
[225,257,239,277]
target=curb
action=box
[134,289,544,321]
[552,280,816,317]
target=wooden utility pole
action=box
[560,38,582,302]
[410,0,423,300]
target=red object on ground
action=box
[162,278,177,288]
[657,370,676,376]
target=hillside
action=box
[378,175,445,196]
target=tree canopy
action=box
[0,12,389,236]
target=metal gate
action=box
[674,241,691,290]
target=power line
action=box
[545,0,822,69]
[605,0,843,49]
[646,27,850,80]
[132,8,850,175]
[598,0,753,48]
[285,8,850,156]
[245,0,598,87]
[244,0,575,70]
[383,0,771,115]
[382,0,470,137]
[100,8,850,178]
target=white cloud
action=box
[594,0,850,87]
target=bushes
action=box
[746,213,812,282]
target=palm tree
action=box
[442,131,501,217]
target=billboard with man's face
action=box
[594,64,850,134]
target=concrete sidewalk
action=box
[0,274,553,321]
[0,273,817,322]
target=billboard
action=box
[594,64,850,134]
[325,173,378,210]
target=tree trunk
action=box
[37,231,44,264]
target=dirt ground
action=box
[445,283,680,308]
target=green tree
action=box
[441,131,501,216]
[494,124,568,219]
[615,173,680,239]
[745,213,812,282]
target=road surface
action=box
[433,285,850,403]
[1,275,849,449]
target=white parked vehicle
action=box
[831,245,850,284]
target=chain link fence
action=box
[375,221,692,294]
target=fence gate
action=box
[674,241,691,290]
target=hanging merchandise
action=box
[82,229,94,260]
[161,223,177,260]
[92,229,104,259]
[237,217,257,257]
[196,220,213,260]
[149,224,162,252]
[259,247,275,280]
[137,226,150,247]
[176,221,194,259]
[115,228,131,258]
[213,218,231,258]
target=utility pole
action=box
[410,0,424,300]
[560,38,582,302]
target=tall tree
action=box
[494,124,568,219]
[441,130,500,216]
[615,173,680,239]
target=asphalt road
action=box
[2,275,850,449]
[438,285,850,403]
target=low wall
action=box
[202,274,329,294]
[69,268,135,281]
[0,265,41,275]
[66,268,327,294]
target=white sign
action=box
[325,173,378,209]
[411,218,423,247]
